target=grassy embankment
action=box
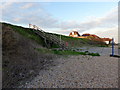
[47,32,107,48]
[2,22,105,56]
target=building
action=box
[69,31,80,37]
[69,31,112,44]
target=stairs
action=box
[32,28,67,49]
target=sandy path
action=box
[19,55,118,88]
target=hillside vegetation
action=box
[2,22,106,48]
[2,23,57,88]
[46,32,107,48]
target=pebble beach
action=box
[19,54,118,88]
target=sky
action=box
[1,1,118,43]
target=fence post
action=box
[60,35,61,44]
[112,38,114,56]
[66,42,68,47]
[29,24,31,28]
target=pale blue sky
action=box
[1,2,118,42]
[43,2,117,21]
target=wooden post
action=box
[66,42,68,47]
[60,35,61,44]
[29,24,31,28]
[109,40,111,44]
[112,38,114,56]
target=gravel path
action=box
[19,55,118,88]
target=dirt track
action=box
[19,55,118,88]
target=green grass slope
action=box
[2,22,107,48]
